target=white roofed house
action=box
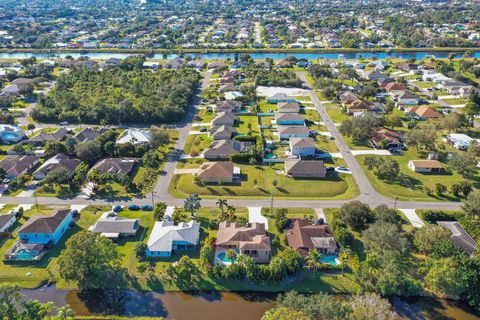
[116,129,152,146]
[146,220,200,257]
[446,133,473,150]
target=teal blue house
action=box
[18,209,74,245]
[275,113,305,125]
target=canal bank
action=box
[22,285,480,320]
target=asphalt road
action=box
[0,70,464,211]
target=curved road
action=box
[0,71,463,211]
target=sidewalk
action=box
[399,209,425,228]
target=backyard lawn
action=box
[236,115,260,135]
[356,148,474,202]
[170,163,358,199]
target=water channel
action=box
[22,285,480,320]
[1,51,480,61]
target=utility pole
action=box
[33,190,39,213]
[394,196,398,210]
[270,188,274,217]
[151,190,157,207]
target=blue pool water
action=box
[320,255,340,266]
[217,252,236,263]
[265,153,276,159]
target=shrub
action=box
[417,210,459,223]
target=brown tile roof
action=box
[92,158,136,175]
[384,82,406,91]
[197,162,234,180]
[286,219,336,256]
[216,221,270,252]
[18,209,71,234]
[406,106,441,118]
[371,127,402,145]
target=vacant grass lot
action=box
[414,81,435,89]
[357,148,473,202]
[183,134,211,156]
[170,163,358,199]
[442,98,469,105]
[325,105,350,123]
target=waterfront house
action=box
[216,221,271,263]
[286,219,336,256]
[18,209,74,245]
[437,221,477,256]
[146,220,200,257]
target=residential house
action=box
[0,213,17,233]
[18,209,74,245]
[446,133,473,150]
[73,127,107,143]
[219,83,236,92]
[363,71,387,81]
[340,91,359,106]
[216,221,271,263]
[91,158,136,176]
[405,106,441,120]
[33,153,80,180]
[203,139,251,160]
[0,155,38,179]
[277,102,301,113]
[437,221,477,256]
[163,57,184,69]
[267,93,297,104]
[207,61,227,70]
[116,129,152,146]
[371,128,403,149]
[89,211,140,239]
[215,100,242,113]
[384,82,407,95]
[0,124,25,143]
[278,125,310,139]
[395,63,419,72]
[397,91,420,106]
[209,125,235,140]
[211,111,238,126]
[284,159,326,179]
[146,220,200,257]
[408,160,442,173]
[275,113,305,125]
[196,161,240,184]
[440,81,474,97]
[29,128,68,146]
[286,219,336,256]
[289,137,316,157]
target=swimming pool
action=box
[320,255,340,266]
[217,252,236,263]
[265,153,276,159]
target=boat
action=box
[425,54,436,59]
[338,54,345,59]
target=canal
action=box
[1,51,480,61]
[22,286,480,320]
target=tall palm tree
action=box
[305,249,321,275]
[216,199,228,214]
[56,304,75,320]
[38,301,54,320]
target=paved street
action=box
[0,70,465,211]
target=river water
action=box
[1,51,480,61]
[22,286,480,320]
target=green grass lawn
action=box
[301,109,321,122]
[414,81,435,89]
[441,98,469,105]
[343,135,373,150]
[258,98,276,113]
[170,163,359,199]
[183,134,211,156]
[177,158,205,169]
[236,115,260,135]
[325,106,350,123]
[314,135,338,153]
[356,148,474,202]
[195,108,215,123]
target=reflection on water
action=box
[22,285,480,320]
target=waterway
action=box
[1,51,480,61]
[22,286,480,320]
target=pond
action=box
[21,285,480,320]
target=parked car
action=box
[59,121,69,126]
[336,166,351,173]
[199,128,208,132]
[128,204,140,211]
[112,205,122,213]
[142,205,153,211]
[326,167,335,172]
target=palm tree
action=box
[38,301,54,320]
[184,194,201,217]
[225,249,237,263]
[339,249,350,275]
[56,304,75,320]
[305,249,321,275]
[216,199,228,214]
